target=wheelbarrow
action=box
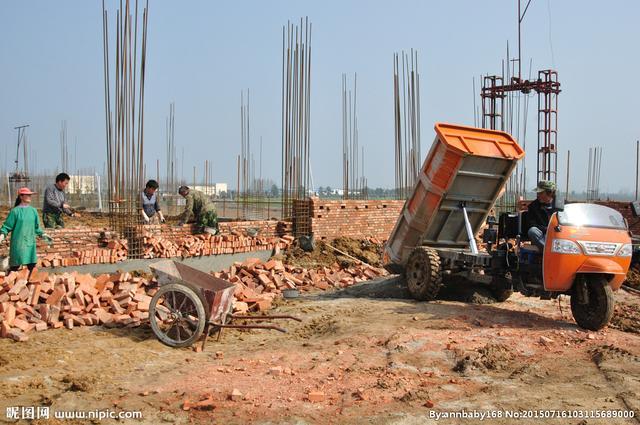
[148,260,301,349]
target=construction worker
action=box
[526,180,558,250]
[42,173,75,228]
[141,180,165,224]
[177,186,218,234]
[0,187,52,273]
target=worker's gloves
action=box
[41,234,53,245]
[0,234,5,243]
[158,212,166,223]
[142,211,150,224]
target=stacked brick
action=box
[39,239,128,267]
[140,223,294,258]
[141,232,295,259]
[0,227,127,268]
[0,257,388,342]
[308,198,405,241]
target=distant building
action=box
[214,183,227,195]
[67,175,97,194]
[191,183,228,197]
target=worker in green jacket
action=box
[177,186,218,234]
[0,187,52,273]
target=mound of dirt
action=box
[453,343,515,374]
[61,374,99,392]
[293,315,340,339]
[283,237,384,269]
[283,242,339,269]
[610,302,640,334]
[331,237,383,267]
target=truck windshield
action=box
[557,203,627,230]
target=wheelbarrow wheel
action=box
[149,282,208,348]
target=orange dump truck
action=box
[384,122,632,331]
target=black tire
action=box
[149,282,208,348]
[490,276,513,302]
[570,276,615,331]
[405,247,442,301]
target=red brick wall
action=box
[0,227,123,267]
[309,198,405,241]
[0,220,294,268]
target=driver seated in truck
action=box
[526,180,557,250]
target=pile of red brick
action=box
[216,257,388,313]
[141,232,295,259]
[0,268,155,342]
[0,256,387,342]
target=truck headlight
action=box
[617,243,633,257]
[551,239,581,254]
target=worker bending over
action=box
[141,180,165,224]
[42,173,75,229]
[177,186,218,234]
[526,180,558,250]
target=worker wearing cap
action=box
[526,180,558,250]
[177,186,218,234]
[42,172,75,228]
[0,188,52,273]
[141,180,165,224]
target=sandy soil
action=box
[1,276,639,425]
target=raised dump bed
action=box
[384,123,524,266]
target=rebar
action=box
[341,73,366,199]
[393,50,421,200]
[281,17,312,223]
[102,0,149,258]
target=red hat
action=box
[17,187,36,195]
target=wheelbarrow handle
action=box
[230,314,302,322]
[217,323,288,333]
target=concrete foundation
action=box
[47,249,273,275]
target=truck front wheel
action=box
[570,276,614,331]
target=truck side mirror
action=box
[631,201,640,218]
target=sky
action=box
[1,0,639,193]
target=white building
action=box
[67,175,97,195]
[191,183,228,196]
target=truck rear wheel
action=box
[570,276,614,331]
[406,247,442,301]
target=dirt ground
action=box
[1,276,640,425]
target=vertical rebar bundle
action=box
[60,120,70,172]
[102,0,149,257]
[166,102,176,191]
[281,17,312,219]
[341,73,366,199]
[240,89,251,216]
[586,146,603,201]
[393,50,421,200]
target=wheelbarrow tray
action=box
[149,260,235,325]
